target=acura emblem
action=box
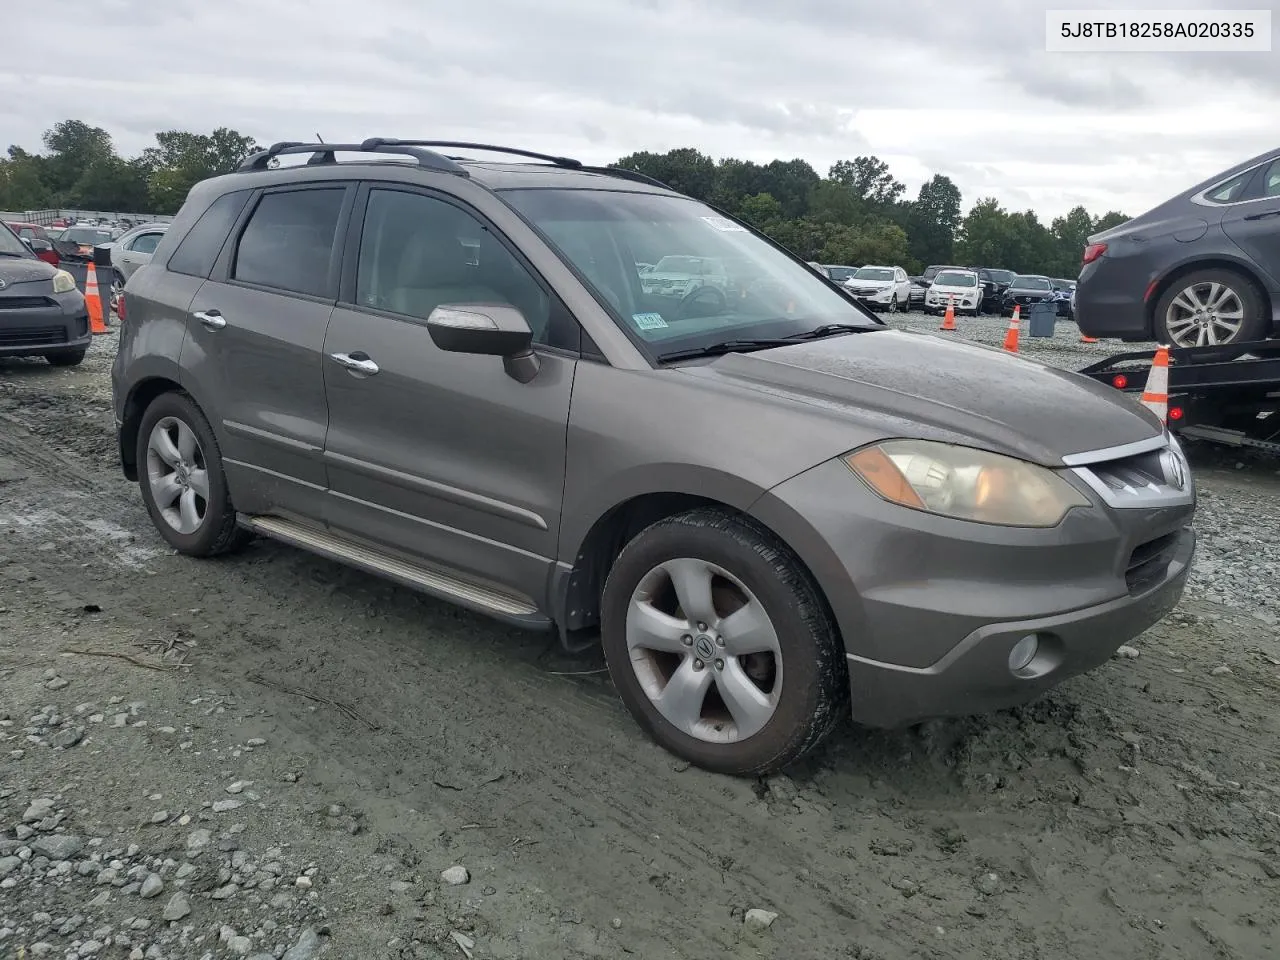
[1161,448,1187,490]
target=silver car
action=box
[112,139,1196,776]
[110,222,169,301]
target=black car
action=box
[969,267,1017,314]
[999,275,1058,316]
[920,264,965,284]
[907,276,930,307]
[0,221,92,366]
[1075,146,1280,347]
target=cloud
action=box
[1,0,1277,219]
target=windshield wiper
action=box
[658,338,794,362]
[784,323,876,341]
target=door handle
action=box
[194,309,226,330]
[329,352,380,376]
[1243,209,1280,221]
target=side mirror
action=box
[426,303,539,383]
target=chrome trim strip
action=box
[323,450,547,531]
[224,457,326,491]
[1188,156,1280,208]
[327,489,548,563]
[223,420,321,453]
[1060,433,1167,466]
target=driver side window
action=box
[354,189,575,349]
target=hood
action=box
[846,276,893,288]
[0,256,56,284]
[679,329,1162,466]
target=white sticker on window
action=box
[700,216,746,232]
[632,312,669,330]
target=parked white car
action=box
[843,265,912,313]
[926,269,983,316]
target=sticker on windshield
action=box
[632,312,669,330]
[700,216,746,232]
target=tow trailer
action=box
[1078,340,1280,455]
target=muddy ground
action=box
[1,315,1278,960]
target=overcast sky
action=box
[2,0,1276,220]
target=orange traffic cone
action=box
[1140,345,1171,424]
[1002,305,1021,353]
[939,296,957,331]
[85,262,109,334]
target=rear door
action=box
[182,183,354,521]
[319,183,580,602]
[1220,158,1280,287]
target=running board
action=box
[239,514,550,628]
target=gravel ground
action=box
[1,314,1278,960]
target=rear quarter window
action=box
[167,191,252,278]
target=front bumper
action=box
[0,288,91,357]
[849,289,894,309]
[846,526,1192,727]
[750,448,1196,729]
[927,295,980,311]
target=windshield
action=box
[59,227,114,245]
[934,271,977,287]
[852,267,894,282]
[1013,276,1052,291]
[988,270,1016,283]
[824,266,857,282]
[500,188,878,357]
[0,224,30,256]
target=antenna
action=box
[316,133,325,143]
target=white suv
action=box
[926,269,983,316]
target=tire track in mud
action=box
[2,412,1279,959]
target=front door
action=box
[182,183,352,520]
[320,184,580,604]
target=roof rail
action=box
[582,165,673,190]
[236,141,468,177]
[360,139,583,169]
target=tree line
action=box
[2,121,1130,278]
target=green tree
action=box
[140,128,258,213]
[1094,210,1130,231]
[737,192,784,229]
[41,120,114,199]
[613,148,717,202]
[830,156,906,207]
[0,148,50,209]
[907,175,963,269]
[1049,205,1095,278]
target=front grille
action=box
[1070,442,1191,510]
[1125,531,1180,593]
[0,296,57,310]
[0,325,67,346]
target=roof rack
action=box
[236,141,468,176]
[581,165,672,190]
[359,139,584,169]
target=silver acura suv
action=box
[111,139,1196,776]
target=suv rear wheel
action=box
[600,507,847,776]
[1154,268,1267,347]
[137,391,251,557]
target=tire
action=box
[1153,268,1267,347]
[136,390,251,557]
[45,349,87,367]
[887,296,899,314]
[600,507,848,776]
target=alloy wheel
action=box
[626,558,782,743]
[145,417,209,535]
[1165,281,1244,347]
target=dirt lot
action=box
[2,315,1279,960]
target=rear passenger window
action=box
[1204,172,1251,204]
[233,189,345,298]
[1263,160,1280,198]
[168,191,251,278]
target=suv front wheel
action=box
[137,391,251,557]
[600,508,848,776]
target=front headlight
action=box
[52,269,77,294]
[844,439,1090,527]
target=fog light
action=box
[1009,634,1039,671]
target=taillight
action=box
[1168,406,1184,421]
[117,293,127,322]
[1082,242,1107,265]
[1111,374,1128,389]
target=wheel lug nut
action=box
[715,636,725,647]
[692,660,704,671]
[714,658,724,670]
[681,635,693,646]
